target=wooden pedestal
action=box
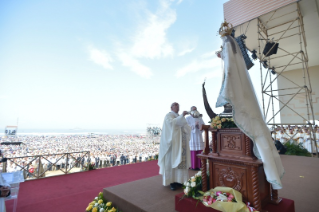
[198,127,281,211]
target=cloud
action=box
[176,0,183,4]
[88,46,113,70]
[130,0,176,59]
[193,64,223,84]
[198,69,222,82]
[201,51,216,59]
[176,54,221,78]
[0,95,7,99]
[87,0,180,78]
[117,52,152,79]
[201,49,222,59]
[178,47,195,56]
[112,0,180,78]
[176,37,197,56]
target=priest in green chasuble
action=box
[158,102,191,190]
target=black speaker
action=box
[263,42,279,57]
[235,34,254,70]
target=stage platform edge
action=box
[103,170,197,212]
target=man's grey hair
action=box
[171,102,179,108]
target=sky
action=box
[0,0,270,131]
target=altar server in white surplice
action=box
[287,129,297,145]
[279,130,287,144]
[186,106,205,170]
[303,128,313,153]
[297,129,305,145]
[158,102,191,190]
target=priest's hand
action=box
[182,111,188,116]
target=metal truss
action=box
[146,124,161,143]
[257,2,318,155]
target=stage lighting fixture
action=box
[263,40,279,57]
[262,60,268,69]
[230,29,235,38]
[235,34,254,70]
[251,50,257,60]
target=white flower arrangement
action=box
[195,171,202,177]
[191,182,196,187]
[182,170,202,198]
[184,187,190,195]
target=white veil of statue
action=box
[216,33,285,190]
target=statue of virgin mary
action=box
[216,21,285,189]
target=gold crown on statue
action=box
[219,20,233,37]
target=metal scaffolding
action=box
[146,123,161,143]
[257,2,318,155]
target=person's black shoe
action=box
[190,168,200,170]
[170,183,176,190]
[174,182,183,187]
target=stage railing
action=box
[2,151,90,180]
[1,152,158,180]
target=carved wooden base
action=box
[251,166,262,211]
[201,159,208,192]
[209,152,219,157]
[198,127,274,211]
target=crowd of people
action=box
[1,124,318,178]
[0,134,159,177]
[271,125,319,153]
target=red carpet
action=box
[5,161,159,212]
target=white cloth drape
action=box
[216,35,285,189]
[304,133,313,153]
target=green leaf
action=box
[284,142,312,157]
